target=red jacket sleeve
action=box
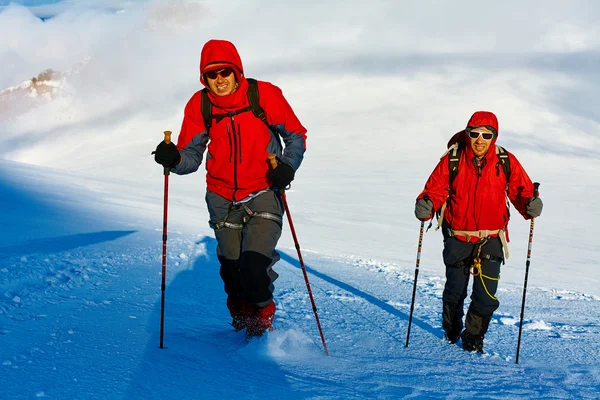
[176,92,205,150]
[417,157,450,213]
[506,152,535,219]
[171,91,210,175]
[257,81,307,171]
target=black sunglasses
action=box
[205,68,234,80]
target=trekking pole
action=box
[406,217,426,347]
[159,130,172,349]
[268,154,328,356]
[515,182,540,364]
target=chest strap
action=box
[213,106,253,124]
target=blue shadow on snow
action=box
[127,236,442,399]
[126,236,309,400]
[0,164,137,257]
[0,231,136,258]
[278,250,443,342]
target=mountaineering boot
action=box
[227,296,253,332]
[442,302,463,344]
[461,309,492,353]
[245,300,276,339]
[461,330,484,353]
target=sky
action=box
[1,1,599,399]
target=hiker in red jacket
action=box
[153,39,307,338]
[414,111,543,352]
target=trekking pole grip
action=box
[163,131,172,176]
[267,154,281,190]
[268,153,277,170]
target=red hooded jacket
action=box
[418,111,535,240]
[172,40,307,201]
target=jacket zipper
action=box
[473,158,482,229]
[238,122,242,164]
[230,116,239,202]
[226,124,233,163]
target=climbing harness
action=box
[468,240,502,301]
[209,192,283,231]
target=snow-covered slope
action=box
[1,161,599,399]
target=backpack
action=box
[200,78,269,130]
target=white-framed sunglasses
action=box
[467,128,496,141]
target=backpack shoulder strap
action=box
[447,143,462,187]
[434,143,461,230]
[201,88,212,130]
[495,145,511,183]
[201,80,269,132]
[246,78,268,127]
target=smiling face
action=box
[468,126,494,159]
[205,68,237,96]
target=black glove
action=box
[153,141,180,169]
[526,196,543,218]
[414,198,434,221]
[267,160,295,189]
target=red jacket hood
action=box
[466,111,499,134]
[448,111,500,150]
[199,39,244,86]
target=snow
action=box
[1,1,600,399]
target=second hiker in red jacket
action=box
[414,111,543,353]
[154,39,307,338]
